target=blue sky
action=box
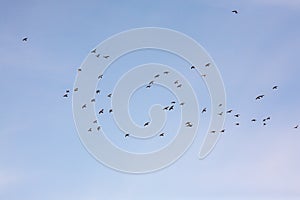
[1,0,300,199]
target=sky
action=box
[1,0,300,199]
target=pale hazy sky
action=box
[1,0,300,199]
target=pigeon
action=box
[220,129,225,133]
[22,37,28,42]
[256,95,265,100]
[98,74,103,79]
[66,90,70,93]
[205,63,211,67]
[202,108,207,113]
[171,101,176,104]
[159,133,165,137]
[266,117,271,120]
[109,109,113,113]
[96,90,100,94]
[235,122,240,126]
[201,74,207,77]
[107,93,112,98]
[125,133,130,137]
[272,86,278,90]
[191,66,195,69]
[98,109,104,114]
[232,10,238,14]
[91,49,96,53]
[146,85,151,89]
[63,94,68,98]
[169,105,174,111]
[82,104,87,109]
[251,119,257,122]
[144,122,150,126]
[103,55,110,59]
[234,114,240,117]
[227,109,233,113]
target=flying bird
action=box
[159,133,165,137]
[205,63,211,67]
[163,106,169,110]
[171,101,176,104]
[235,122,240,126]
[144,122,150,126]
[177,84,182,88]
[109,109,113,113]
[82,104,87,109]
[91,98,95,102]
[174,80,179,84]
[154,74,160,78]
[294,125,299,129]
[88,128,92,132]
[180,102,185,106]
[78,68,82,72]
[146,85,151,89]
[91,49,96,53]
[149,80,154,85]
[98,109,104,114]
[96,54,100,58]
[255,95,265,100]
[107,93,112,98]
[219,103,223,107]
[234,114,240,117]
[103,55,110,59]
[218,112,223,116]
[22,37,28,42]
[210,130,216,133]
[251,119,257,122]
[220,129,225,133]
[96,90,100,94]
[272,86,278,90]
[232,10,238,14]
[93,120,97,123]
[97,126,101,131]
[98,74,103,79]
[63,94,68,98]
[227,109,233,113]
[185,122,193,127]
[66,90,70,93]
[169,105,174,111]
[74,88,78,92]
[191,66,195,69]
[125,133,130,137]
[202,108,207,113]
[164,71,169,74]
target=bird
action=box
[22,37,28,42]
[263,123,267,126]
[186,123,193,128]
[220,129,225,133]
[159,133,165,137]
[93,120,97,123]
[251,119,257,122]
[144,122,150,126]
[272,86,278,90]
[169,105,174,111]
[82,104,87,109]
[210,130,216,133]
[63,94,68,98]
[163,106,169,110]
[232,10,238,14]
[149,80,154,85]
[174,80,179,84]
[202,108,207,113]
[96,90,100,94]
[201,74,207,77]
[219,103,223,107]
[98,109,104,114]
[98,74,103,79]
[125,133,130,137]
[78,68,82,72]
[103,55,110,59]
[66,90,70,93]
[88,128,92,132]
[96,54,100,58]
[91,49,96,53]
[235,122,240,126]
[191,66,195,69]
[205,63,211,67]
[263,118,267,122]
[146,85,151,89]
[171,101,176,104]
[218,112,223,116]
[180,102,185,106]
[97,126,101,131]
[154,74,160,78]
[293,125,299,129]
[234,114,240,117]
[227,109,233,113]
[177,84,182,88]
[256,95,265,100]
[107,93,112,98]
[164,71,169,74]
[109,109,113,113]
[91,98,95,102]
[266,117,271,120]
[74,88,78,92]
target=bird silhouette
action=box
[125,133,130,137]
[235,122,240,126]
[98,109,104,114]
[205,63,211,67]
[169,105,174,111]
[146,85,151,89]
[82,104,87,109]
[22,37,28,42]
[263,123,267,126]
[251,119,257,122]
[227,109,233,113]
[210,130,216,133]
[103,55,110,59]
[91,98,95,102]
[74,88,78,92]
[219,103,223,107]
[164,71,169,74]
[234,114,240,117]
[96,90,100,94]
[294,125,299,129]
[107,93,112,98]
[93,120,97,123]
[78,68,82,72]
[63,94,68,98]
[232,10,238,14]
[255,95,264,100]
[144,122,150,126]
[218,112,223,116]
[171,101,176,104]
[201,74,207,77]
[202,108,207,113]
[220,129,225,133]
[97,126,101,131]
[154,74,160,78]
[96,54,100,58]
[163,106,169,110]
[185,122,193,127]
[98,74,103,79]
[88,128,92,132]
[272,86,278,90]
[180,102,185,106]
[149,80,154,85]
[191,66,195,69]
[159,133,165,137]
[66,90,70,93]
[91,49,96,53]
[177,84,182,88]
[109,109,113,113]
[174,80,179,84]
